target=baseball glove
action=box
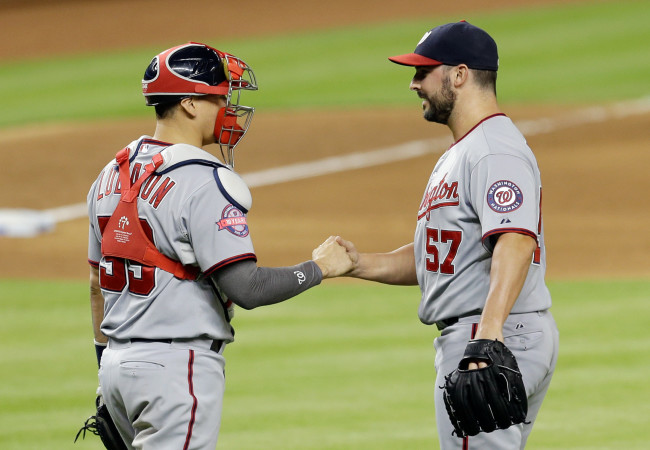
[74,395,127,450]
[441,339,528,438]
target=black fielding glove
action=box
[75,393,127,449]
[441,339,528,438]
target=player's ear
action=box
[179,96,198,118]
[452,64,469,88]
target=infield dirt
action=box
[1,0,648,281]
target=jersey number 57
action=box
[425,227,462,275]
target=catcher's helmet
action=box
[142,42,257,167]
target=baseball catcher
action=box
[441,339,528,437]
[83,41,353,448]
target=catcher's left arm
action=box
[75,267,127,449]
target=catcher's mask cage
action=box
[142,42,257,167]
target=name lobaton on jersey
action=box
[95,164,176,209]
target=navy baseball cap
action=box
[389,21,499,71]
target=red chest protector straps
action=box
[101,148,199,281]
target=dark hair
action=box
[150,96,185,119]
[471,69,497,95]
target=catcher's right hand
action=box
[441,339,528,437]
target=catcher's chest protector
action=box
[101,148,198,280]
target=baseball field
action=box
[1,0,649,448]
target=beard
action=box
[421,76,456,125]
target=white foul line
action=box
[242,136,451,188]
[42,97,650,224]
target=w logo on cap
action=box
[388,21,499,71]
[417,31,432,46]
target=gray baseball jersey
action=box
[88,136,255,343]
[414,114,552,324]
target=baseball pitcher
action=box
[337,22,559,449]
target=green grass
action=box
[1,279,649,449]
[0,0,648,128]
[1,1,649,447]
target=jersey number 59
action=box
[97,217,156,296]
[425,227,462,275]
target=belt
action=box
[124,338,224,354]
[435,309,482,331]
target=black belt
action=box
[130,338,224,353]
[435,309,482,331]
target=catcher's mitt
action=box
[75,395,127,450]
[441,339,528,438]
